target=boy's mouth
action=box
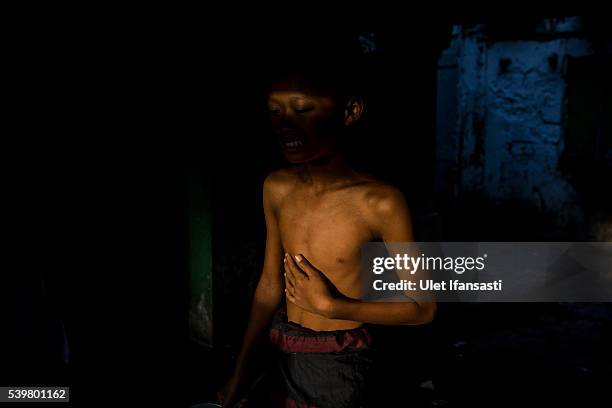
[280,131,305,150]
[284,140,303,148]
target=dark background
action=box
[7,12,611,408]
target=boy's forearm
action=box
[232,287,281,376]
[328,297,435,325]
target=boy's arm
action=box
[228,176,284,381]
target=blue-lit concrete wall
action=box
[436,17,610,236]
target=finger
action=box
[284,270,295,291]
[285,288,296,304]
[284,254,298,283]
[285,278,297,296]
[286,253,308,280]
[294,254,317,277]
[284,257,296,286]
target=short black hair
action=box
[262,32,371,103]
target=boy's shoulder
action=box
[263,167,299,204]
[341,174,410,230]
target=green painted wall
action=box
[186,169,212,347]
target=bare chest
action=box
[277,189,372,278]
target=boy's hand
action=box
[284,253,342,318]
[217,374,244,407]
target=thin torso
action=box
[275,170,379,331]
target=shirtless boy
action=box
[218,55,436,407]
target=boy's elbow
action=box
[420,302,437,324]
[406,302,436,325]
[254,278,284,307]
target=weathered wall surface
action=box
[436,17,611,238]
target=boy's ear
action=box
[344,97,365,126]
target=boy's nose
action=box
[279,114,299,128]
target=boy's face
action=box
[267,81,344,164]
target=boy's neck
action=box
[297,153,358,189]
